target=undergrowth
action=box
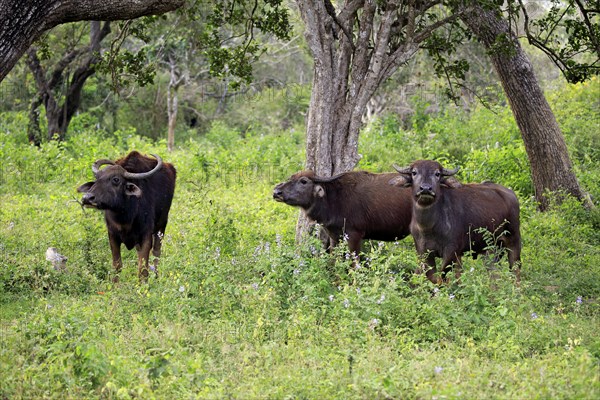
[0,79,599,399]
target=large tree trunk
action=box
[461,5,592,210]
[0,0,184,83]
[298,1,418,176]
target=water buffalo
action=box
[77,151,176,281]
[273,170,413,255]
[391,160,521,284]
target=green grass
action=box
[1,80,599,399]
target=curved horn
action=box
[442,166,460,176]
[312,173,342,183]
[393,164,412,174]
[92,159,116,176]
[122,154,163,180]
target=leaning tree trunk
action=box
[461,5,592,211]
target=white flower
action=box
[369,318,380,330]
[179,286,185,293]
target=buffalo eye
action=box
[299,177,308,185]
[411,170,417,176]
[434,171,441,178]
[112,177,121,185]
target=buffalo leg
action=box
[136,238,153,282]
[108,235,122,283]
[420,253,442,284]
[347,233,363,258]
[508,247,522,286]
[441,252,462,283]
[151,231,163,278]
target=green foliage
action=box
[200,0,292,89]
[515,0,600,83]
[1,81,599,398]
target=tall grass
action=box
[0,80,599,399]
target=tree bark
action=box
[0,0,184,82]
[167,85,178,152]
[166,58,184,152]
[461,5,593,210]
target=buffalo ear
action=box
[388,175,412,187]
[125,182,143,197]
[77,182,94,193]
[313,184,325,198]
[441,176,462,189]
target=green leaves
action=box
[202,0,292,88]
[517,0,600,83]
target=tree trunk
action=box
[0,0,184,82]
[167,83,178,152]
[166,56,185,152]
[27,95,43,146]
[461,5,592,210]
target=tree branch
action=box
[0,0,184,82]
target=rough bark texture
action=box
[0,0,185,82]
[297,0,419,177]
[461,5,592,210]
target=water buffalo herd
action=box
[274,161,521,284]
[77,151,521,284]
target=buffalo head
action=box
[77,154,163,210]
[273,171,332,207]
[390,160,460,206]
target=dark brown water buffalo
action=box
[391,160,521,284]
[273,170,413,255]
[77,151,176,281]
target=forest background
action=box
[1,0,599,398]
